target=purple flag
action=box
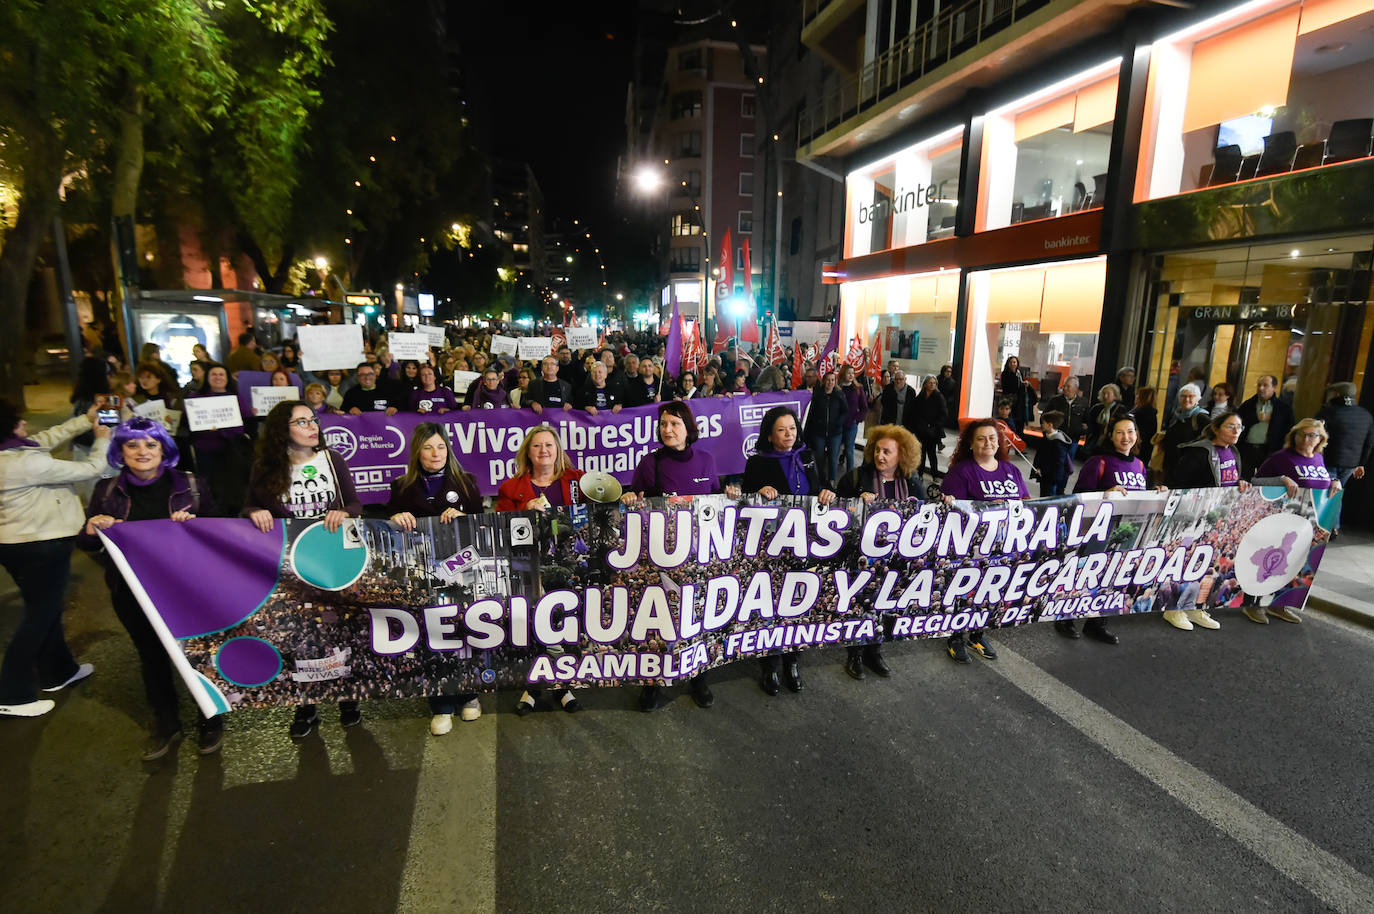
[817,312,842,370]
[664,299,683,378]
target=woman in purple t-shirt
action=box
[1256,418,1341,495]
[622,401,739,713]
[939,419,1028,665]
[408,364,459,414]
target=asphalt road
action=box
[3,549,1373,914]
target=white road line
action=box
[990,644,1374,914]
[396,717,497,914]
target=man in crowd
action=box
[528,356,574,414]
[226,331,262,376]
[1316,381,1372,487]
[624,358,661,407]
[341,362,398,416]
[1044,376,1089,457]
[556,345,584,389]
[1235,374,1294,477]
[878,368,920,437]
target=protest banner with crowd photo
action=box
[99,485,1337,717]
[319,391,812,499]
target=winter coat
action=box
[1314,398,1374,467]
[0,416,111,544]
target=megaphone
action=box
[579,471,624,504]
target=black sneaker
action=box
[142,729,184,761]
[947,636,971,664]
[862,647,891,677]
[289,707,319,740]
[339,702,362,728]
[197,718,224,756]
[967,633,998,660]
[689,677,715,709]
[515,691,538,716]
[843,652,866,680]
[1083,619,1120,644]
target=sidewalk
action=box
[1305,529,1374,626]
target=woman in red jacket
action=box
[495,426,583,715]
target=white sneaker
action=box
[429,713,453,736]
[1163,610,1193,631]
[42,663,94,692]
[0,699,56,718]
[1187,609,1221,630]
[459,698,482,722]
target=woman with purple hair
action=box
[80,417,221,760]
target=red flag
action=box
[846,335,864,367]
[550,328,567,352]
[765,321,786,366]
[597,328,607,351]
[719,228,733,294]
[865,348,882,385]
[658,314,671,336]
[566,310,579,328]
[791,343,804,388]
[684,321,700,375]
[995,419,1027,453]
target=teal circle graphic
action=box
[215,637,283,688]
[289,520,369,591]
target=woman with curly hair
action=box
[243,400,363,739]
[386,423,485,734]
[835,424,925,681]
[939,418,1029,664]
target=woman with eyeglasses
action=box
[1164,412,1250,632]
[386,423,485,733]
[243,400,363,738]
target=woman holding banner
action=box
[623,401,739,711]
[80,418,223,758]
[244,400,365,738]
[940,419,1030,664]
[743,406,836,696]
[835,424,924,681]
[409,363,460,414]
[496,426,584,716]
[386,423,485,734]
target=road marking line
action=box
[990,644,1374,914]
[397,718,497,914]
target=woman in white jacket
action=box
[0,399,111,717]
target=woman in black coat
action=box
[385,422,485,735]
[741,406,836,697]
[912,375,947,477]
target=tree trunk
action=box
[0,158,64,408]
[111,85,145,222]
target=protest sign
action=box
[417,324,446,347]
[565,326,597,349]
[184,395,244,432]
[319,391,811,499]
[491,335,518,357]
[234,371,303,416]
[131,399,182,435]
[453,370,480,402]
[387,332,430,361]
[517,336,553,362]
[251,386,302,417]
[100,485,1337,717]
[299,324,364,371]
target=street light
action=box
[614,292,624,301]
[313,256,328,271]
[633,165,663,194]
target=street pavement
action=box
[3,382,1373,913]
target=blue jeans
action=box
[0,538,79,704]
[839,424,859,478]
[809,434,842,485]
[1329,465,1357,487]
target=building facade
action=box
[491,160,546,289]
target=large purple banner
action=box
[318,391,811,500]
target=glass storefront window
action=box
[841,270,960,378]
[1138,0,1374,200]
[977,61,1120,231]
[1139,234,1373,420]
[963,258,1107,417]
[844,127,963,258]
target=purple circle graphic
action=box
[216,637,283,688]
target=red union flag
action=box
[847,335,864,367]
[719,228,733,294]
[684,321,700,374]
[765,321,786,366]
[550,328,567,352]
[791,341,804,388]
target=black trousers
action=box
[111,580,182,736]
[759,651,799,674]
[0,538,79,704]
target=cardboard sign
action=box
[298,325,364,371]
[184,395,244,432]
[416,324,446,347]
[490,335,518,356]
[453,370,481,401]
[251,385,302,417]
[517,336,553,362]
[565,326,597,349]
[387,332,430,361]
[131,399,182,436]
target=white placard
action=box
[251,385,302,417]
[490,334,518,356]
[453,370,480,400]
[417,324,446,347]
[298,324,365,371]
[131,400,182,436]
[387,331,430,361]
[184,395,244,432]
[517,336,553,361]
[565,326,597,349]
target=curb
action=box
[1306,596,1374,630]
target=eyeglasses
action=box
[1220,423,1244,431]
[1298,432,1322,439]
[290,418,320,428]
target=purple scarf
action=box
[868,467,909,500]
[761,448,812,495]
[0,436,39,451]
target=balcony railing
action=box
[798,0,1049,147]
[801,0,837,27]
